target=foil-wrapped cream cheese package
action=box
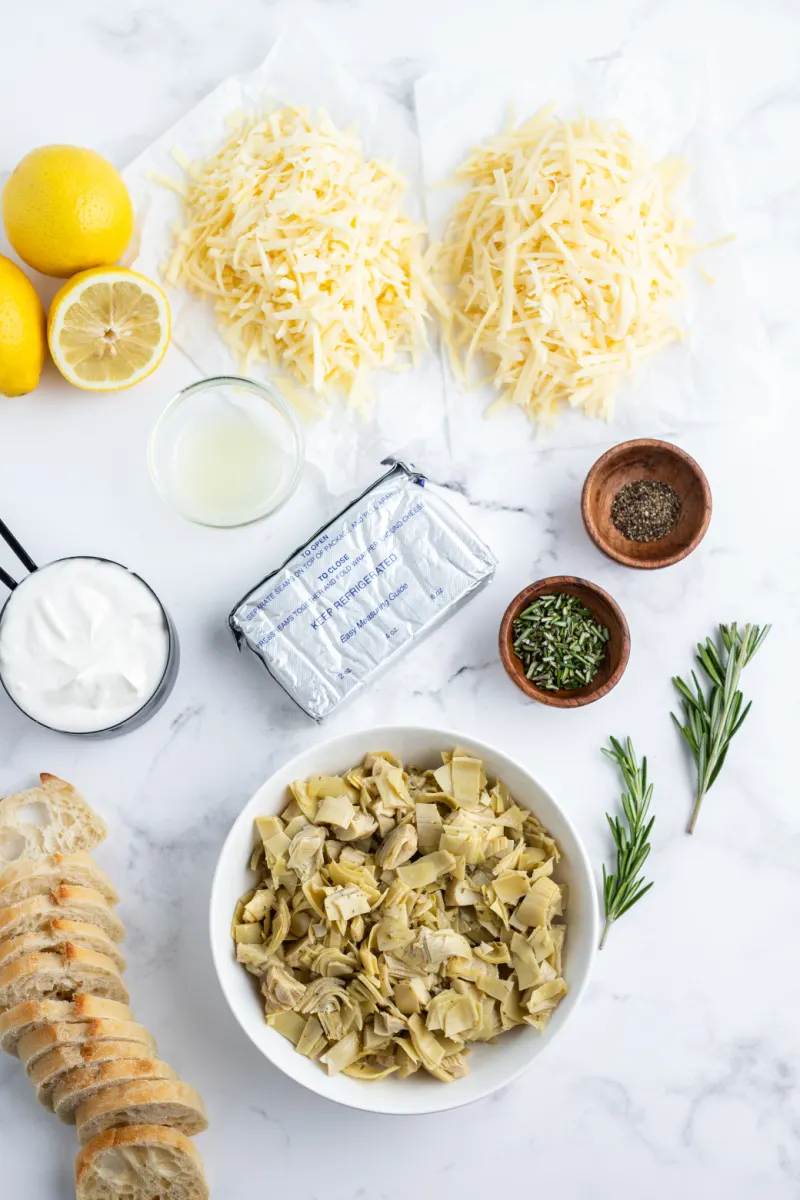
[229,464,496,720]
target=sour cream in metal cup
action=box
[0,548,179,738]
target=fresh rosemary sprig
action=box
[599,737,654,949]
[672,623,770,835]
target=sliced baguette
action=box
[0,945,129,1010]
[19,1017,156,1072]
[77,1080,208,1145]
[0,994,133,1056]
[0,851,119,908]
[55,1058,177,1123]
[75,1125,209,1200]
[0,922,126,972]
[32,1038,163,1109]
[0,774,106,865]
[0,886,125,944]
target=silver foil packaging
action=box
[229,463,496,720]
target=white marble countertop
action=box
[1,1,798,1197]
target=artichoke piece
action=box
[513,877,562,929]
[426,991,479,1039]
[316,793,355,828]
[344,1054,399,1081]
[510,931,541,990]
[449,756,483,809]
[376,822,418,869]
[263,895,291,956]
[549,925,566,976]
[492,871,530,905]
[311,947,358,978]
[262,963,307,1013]
[324,838,343,863]
[528,925,554,963]
[268,1010,307,1044]
[289,779,319,821]
[287,825,327,880]
[408,1013,446,1068]
[334,809,379,842]
[396,849,456,889]
[524,978,567,1015]
[445,878,482,906]
[320,1030,361,1076]
[374,916,415,953]
[474,941,511,965]
[411,928,473,967]
[233,922,264,945]
[256,818,291,868]
[393,977,431,1015]
[324,885,371,924]
[308,774,356,800]
[289,909,313,938]
[237,943,274,973]
[373,1011,407,1038]
[296,1015,327,1059]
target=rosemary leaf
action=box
[599,737,654,949]
[671,623,770,834]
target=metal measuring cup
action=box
[0,519,180,737]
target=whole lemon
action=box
[0,255,46,397]
[2,146,134,278]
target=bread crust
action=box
[0,995,133,1056]
[0,851,119,907]
[76,1080,208,1145]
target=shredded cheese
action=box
[437,107,697,425]
[164,106,440,407]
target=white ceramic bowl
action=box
[210,725,599,1114]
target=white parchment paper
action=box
[415,57,773,458]
[123,26,445,495]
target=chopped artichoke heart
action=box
[235,750,566,1084]
[396,849,456,888]
[324,885,372,923]
[315,793,356,828]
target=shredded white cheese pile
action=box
[165,106,438,406]
[437,107,696,425]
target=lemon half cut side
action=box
[48,268,171,392]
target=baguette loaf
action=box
[0,994,133,1056]
[0,886,125,944]
[76,1079,208,1145]
[0,922,126,972]
[0,852,119,908]
[54,1058,177,1123]
[19,1017,155,1072]
[0,946,129,1010]
[0,775,106,865]
[75,1125,209,1200]
[32,1038,163,1109]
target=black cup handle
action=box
[0,518,38,592]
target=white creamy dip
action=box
[0,558,170,733]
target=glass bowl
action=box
[149,376,305,528]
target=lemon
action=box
[2,146,134,278]
[0,255,46,397]
[48,268,170,392]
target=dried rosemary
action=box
[512,592,609,691]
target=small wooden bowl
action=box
[499,577,630,708]
[581,439,711,569]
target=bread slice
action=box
[77,1080,208,1145]
[0,922,126,972]
[0,851,119,908]
[0,945,129,1010]
[31,1038,164,1109]
[19,1016,156,1072]
[55,1058,177,1123]
[0,994,133,1056]
[0,774,106,866]
[0,886,125,944]
[75,1125,209,1200]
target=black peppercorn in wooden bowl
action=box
[581,439,712,569]
[499,577,630,708]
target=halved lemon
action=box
[48,267,170,391]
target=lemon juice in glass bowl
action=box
[149,376,305,528]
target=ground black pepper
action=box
[610,479,681,542]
